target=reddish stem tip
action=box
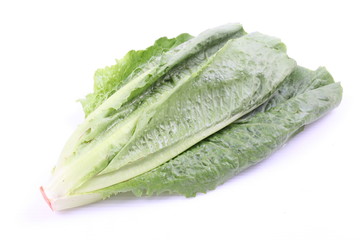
[40,186,53,211]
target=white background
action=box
[1,0,359,239]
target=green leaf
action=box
[80,33,193,117]
[99,72,342,198]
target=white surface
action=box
[1,0,359,239]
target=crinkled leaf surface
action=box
[96,67,342,198]
[74,32,295,193]
[80,33,193,117]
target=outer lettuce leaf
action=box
[241,66,335,120]
[96,67,342,198]
[80,33,193,117]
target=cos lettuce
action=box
[41,24,341,210]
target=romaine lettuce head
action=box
[41,24,341,211]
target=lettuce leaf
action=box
[98,67,342,198]
[80,33,193,117]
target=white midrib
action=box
[47,114,138,196]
